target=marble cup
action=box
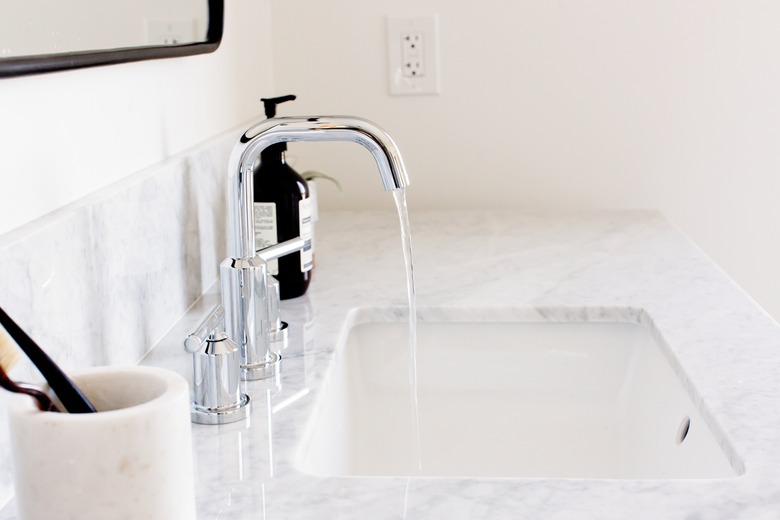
[6,366,196,520]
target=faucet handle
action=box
[256,236,308,264]
[266,276,289,351]
[256,237,305,352]
[184,304,225,353]
[184,304,252,425]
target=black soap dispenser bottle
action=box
[253,94,313,299]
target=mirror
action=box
[0,0,223,77]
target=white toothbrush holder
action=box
[6,365,196,520]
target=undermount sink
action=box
[296,308,739,479]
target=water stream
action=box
[392,188,422,475]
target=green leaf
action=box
[301,170,342,191]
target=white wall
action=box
[0,0,271,238]
[270,0,780,322]
[3,1,779,323]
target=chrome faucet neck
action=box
[226,116,410,259]
[219,115,410,381]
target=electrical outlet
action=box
[401,32,424,78]
[387,16,440,95]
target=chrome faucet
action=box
[221,116,410,380]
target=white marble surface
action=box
[0,128,237,510]
[126,210,780,518]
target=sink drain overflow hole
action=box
[676,416,691,445]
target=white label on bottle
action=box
[299,197,313,272]
[254,202,278,275]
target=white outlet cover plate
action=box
[387,15,440,96]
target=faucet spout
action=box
[221,115,409,380]
[226,116,410,259]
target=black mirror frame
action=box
[0,0,224,78]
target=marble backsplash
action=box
[0,126,239,508]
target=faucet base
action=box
[191,393,252,425]
[241,351,281,381]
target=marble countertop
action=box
[19,210,780,519]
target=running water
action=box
[393,188,422,475]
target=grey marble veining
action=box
[4,206,780,518]
[138,210,779,519]
[0,127,238,510]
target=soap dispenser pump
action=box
[253,94,313,300]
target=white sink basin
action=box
[297,308,738,479]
